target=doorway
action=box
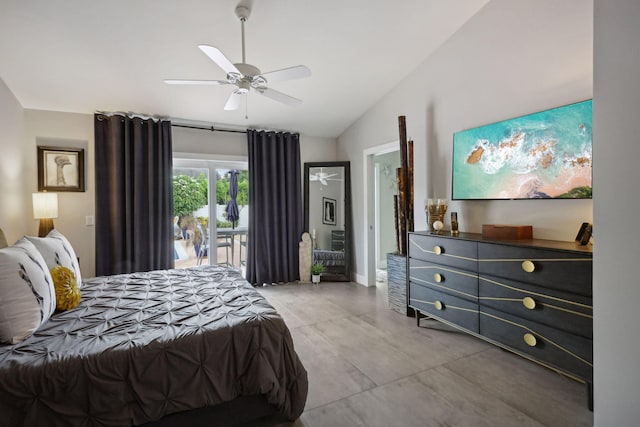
[363,142,399,287]
[374,151,401,282]
[172,157,249,273]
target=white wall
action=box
[593,0,640,424]
[0,79,27,243]
[24,110,96,277]
[300,135,338,165]
[172,125,337,164]
[172,126,248,157]
[338,0,593,279]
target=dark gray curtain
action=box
[246,129,302,285]
[94,113,173,276]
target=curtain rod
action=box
[171,123,247,134]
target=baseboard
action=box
[353,272,369,287]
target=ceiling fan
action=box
[164,4,311,111]
[310,169,343,185]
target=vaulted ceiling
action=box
[0,0,489,137]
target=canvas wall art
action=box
[452,100,592,200]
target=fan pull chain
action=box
[245,95,248,120]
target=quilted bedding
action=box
[313,250,345,267]
[0,266,308,426]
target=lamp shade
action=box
[32,192,59,219]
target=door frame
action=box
[362,141,399,287]
[173,153,248,266]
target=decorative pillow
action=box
[50,266,81,311]
[26,229,82,288]
[0,238,56,344]
[0,228,7,249]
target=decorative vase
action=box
[426,198,448,232]
[387,253,409,315]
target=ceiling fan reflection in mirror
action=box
[164,3,311,111]
[310,169,343,186]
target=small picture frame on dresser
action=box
[575,222,592,246]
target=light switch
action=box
[85,215,95,226]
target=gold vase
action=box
[426,198,448,232]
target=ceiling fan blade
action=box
[256,87,302,106]
[258,65,311,84]
[224,91,244,111]
[198,45,240,75]
[164,79,230,85]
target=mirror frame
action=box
[304,161,352,282]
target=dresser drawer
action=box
[409,258,478,298]
[409,283,478,333]
[409,234,477,271]
[479,274,592,339]
[480,307,592,381]
[477,243,592,296]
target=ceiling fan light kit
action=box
[165,3,311,112]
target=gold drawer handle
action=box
[434,246,443,255]
[434,300,444,310]
[522,297,536,310]
[434,273,443,283]
[523,333,537,347]
[521,260,535,273]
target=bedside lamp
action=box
[33,192,59,237]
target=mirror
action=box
[304,161,351,281]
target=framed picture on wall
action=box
[37,146,85,192]
[322,197,336,225]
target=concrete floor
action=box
[174,238,244,269]
[252,281,593,427]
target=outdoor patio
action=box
[174,232,246,270]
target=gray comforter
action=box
[0,266,308,426]
[313,250,345,267]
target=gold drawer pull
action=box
[434,300,444,310]
[523,333,537,347]
[521,260,535,273]
[434,273,443,283]
[434,246,443,255]
[522,297,536,310]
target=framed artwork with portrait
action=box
[322,197,336,225]
[37,146,85,192]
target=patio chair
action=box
[216,231,232,267]
[238,231,247,266]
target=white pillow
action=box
[0,238,56,344]
[27,229,83,288]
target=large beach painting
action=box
[452,100,592,200]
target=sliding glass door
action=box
[172,157,249,274]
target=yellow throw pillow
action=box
[50,265,81,311]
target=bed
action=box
[0,262,308,426]
[313,249,345,274]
